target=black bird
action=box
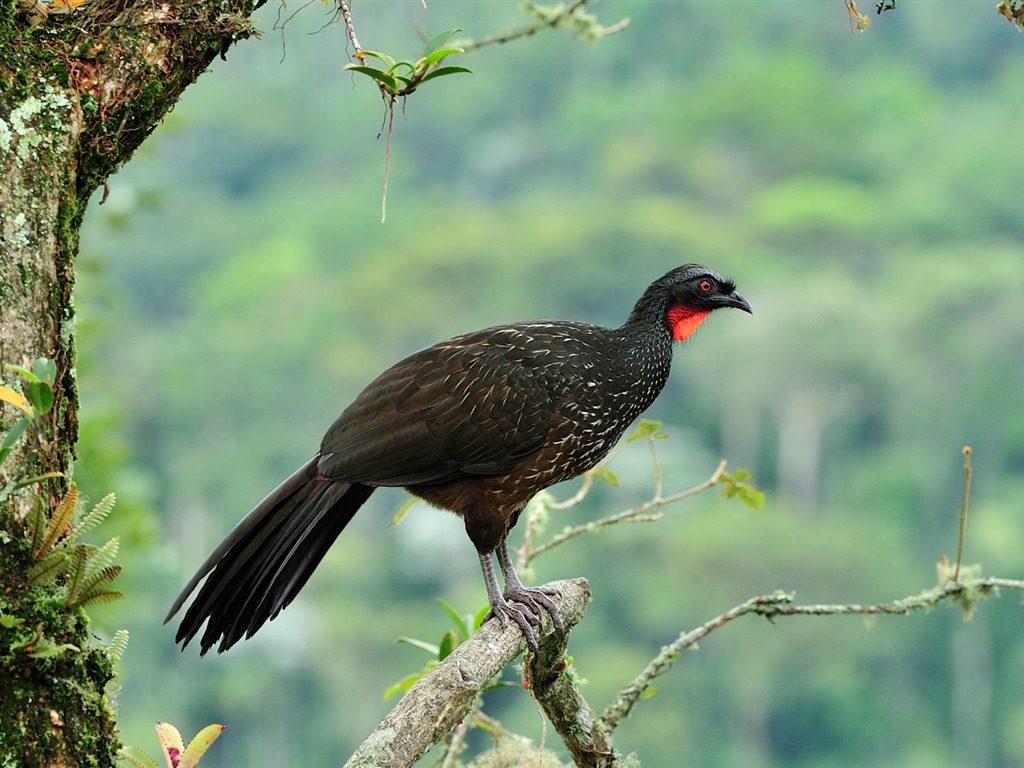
[166,265,752,654]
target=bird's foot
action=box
[486,585,565,652]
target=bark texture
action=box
[344,578,593,768]
[0,3,263,765]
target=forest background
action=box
[71,2,1024,766]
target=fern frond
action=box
[26,501,46,553]
[38,484,77,556]
[107,629,130,663]
[27,550,68,584]
[75,588,124,608]
[78,564,122,597]
[81,537,119,584]
[70,492,116,540]
[118,745,160,768]
[64,544,90,607]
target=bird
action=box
[166,264,752,655]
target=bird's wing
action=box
[317,326,577,486]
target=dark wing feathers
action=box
[318,326,575,486]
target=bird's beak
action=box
[723,291,753,315]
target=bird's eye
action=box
[699,280,713,293]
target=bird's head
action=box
[634,264,752,341]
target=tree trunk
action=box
[0,3,262,765]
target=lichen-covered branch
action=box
[525,602,614,768]
[601,576,1024,731]
[343,578,591,768]
[460,1,630,52]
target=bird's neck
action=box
[666,305,711,341]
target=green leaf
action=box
[626,419,663,442]
[384,671,425,700]
[390,60,418,75]
[422,47,465,68]
[738,485,766,510]
[180,724,227,768]
[390,496,418,526]
[11,471,64,493]
[438,629,457,661]
[422,28,463,59]
[24,381,54,417]
[341,65,399,94]
[394,636,440,656]
[593,466,619,487]
[481,680,520,694]
[436,597,470,640]
[640,686,659,700]
[472,604,490,631]
[32,358,56,385]
[718,468,765,510]
[5,364,38,383]
[0,613,25,629]
[0,417,31,463]
[359,49,397,69]
[418,66,474,86]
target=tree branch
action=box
[601,576,1024,731]
[521,460,728,567]
[343,578,591,768]
[525,594,613,768]
[460,1,629,53]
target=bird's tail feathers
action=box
[166,456,374,654]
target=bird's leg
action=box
[495,537,566,638]
[479,550,543,652]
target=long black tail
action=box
[165,456,375,655]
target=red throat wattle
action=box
[667,304,711,341]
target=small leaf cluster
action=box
[522,1,613,44]
[0,357,57,475]
[385,599,515,700]
[718,468,766,510]
[343,28,472,96]
[120,722,227,768]
[998,0,1024,31]
[27,485,123,609]
[592,418,669,488]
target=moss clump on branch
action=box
[0,521,121,768]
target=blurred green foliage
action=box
[71,2,1024,766]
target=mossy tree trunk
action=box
[0,3,263,765]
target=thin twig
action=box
[601,575,1024,731]
[461,0,592,53]
[523,460,727,566]
[602,592,785,730]
[338,0,365,62]
[648,435,663,500]
[549,472,594,511]
[955,446,972,581]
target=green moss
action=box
[0,516,120,768]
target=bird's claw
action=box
[486,585,565,652]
